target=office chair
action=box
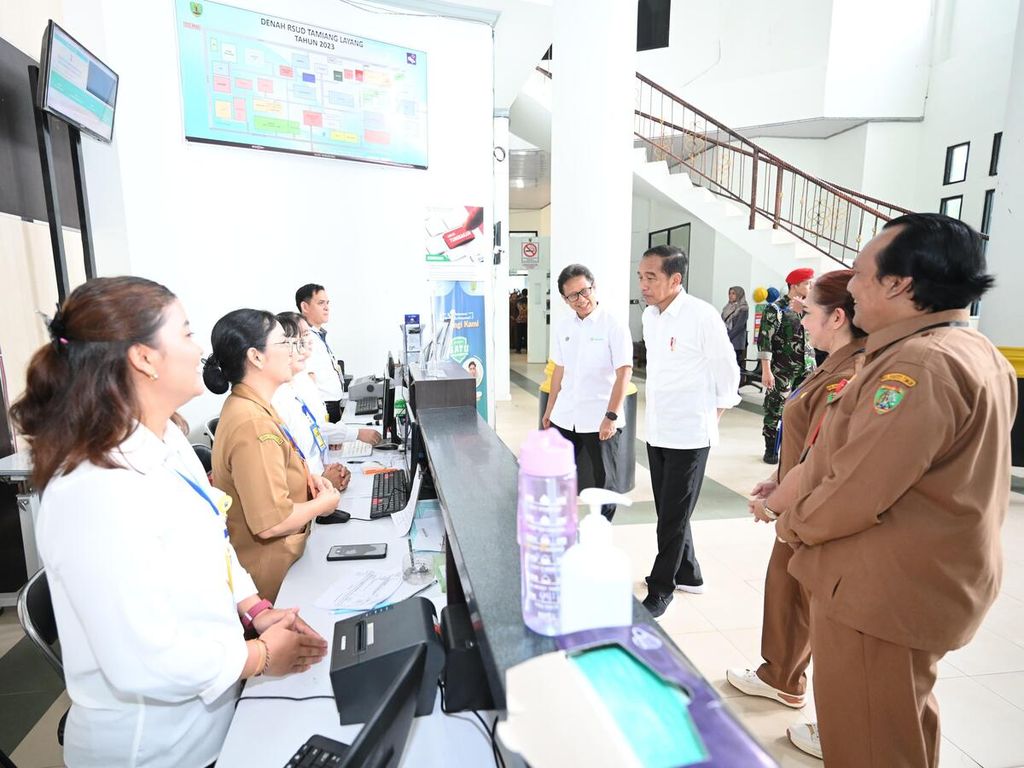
[192,444,213,475]
[204,417,219,445]
[17,569,69,745]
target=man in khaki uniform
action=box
[767,213,1017,766]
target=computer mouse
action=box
[316,510,351,524]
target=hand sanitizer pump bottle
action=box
[517,429,577,636]
[560,488,634,634]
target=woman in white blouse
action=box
[10,277,327,768]
[272,311,380,482]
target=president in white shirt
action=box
[296,282,346,422]
[638,245,741,618]
[542,264,633,519]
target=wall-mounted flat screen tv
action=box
[38,20,119,143]
[174,0,428,169]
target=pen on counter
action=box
[407,537,415,563]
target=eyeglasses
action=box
[269,339,299,355]
[564,286,594,303]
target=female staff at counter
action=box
[10,277,326,767]
[726,269,866,759]
[204,309,341,602]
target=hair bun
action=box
[202,356,229,395]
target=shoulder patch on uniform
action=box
[873,382,908,414]
[825,377,850,404]
[258,433,284,445]
[880,373,916,387]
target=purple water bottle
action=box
[517,429,578,636]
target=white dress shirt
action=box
[642,290,741,449]
[272,381,330,476]
[36,422,257,768]
[285,371,358,447]
[550,305,633,433]
[306,326,344,402]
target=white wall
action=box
[907,0,1018,227]
[69,0,494,426]
[978,0,1024,351]
[629,194,788,350]
[823,0,931,118]
[636,0,832,127]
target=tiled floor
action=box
[3,354,1023,767]
[501,354,1024,768]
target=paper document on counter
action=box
[314,568,404,611]
[411,506,445,552]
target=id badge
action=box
[310,422,328,454]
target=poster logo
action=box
[189,1,204,16]
[406,52,417,65]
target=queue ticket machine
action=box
[328,596,444,724]
[287,644,428,768]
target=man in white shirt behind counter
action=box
[638,245,741,618]
[542,263,633,520]
[296,282,346,422]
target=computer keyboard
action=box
[284,734,348,767]
[370,470,409,518]
[354,396,379,416]
[337,440,373,458]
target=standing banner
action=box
[431,280,488,421]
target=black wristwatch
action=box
[605,411,618,421]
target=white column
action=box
[978,4,1022,362]
[549,0,637,341]
[492,112,512,401]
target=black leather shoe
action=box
[763,449,779,465]
[642,592,673,618]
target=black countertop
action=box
[417,406,696,708]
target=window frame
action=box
[943,142,970,185]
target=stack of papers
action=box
[314,568,404,612]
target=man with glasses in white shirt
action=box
[296,283,345,422]
[542,264,633,520]
[638,245,741,618]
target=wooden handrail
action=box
[635,73,907,221]
[537,64,938,261]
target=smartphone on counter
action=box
[327,543,388,562]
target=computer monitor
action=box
[434,314,453,364]
[38,21,118,143]
[379,376,401,448]
[340,644,426,768]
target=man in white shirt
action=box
[542,264,633,519]
[296,283,345,422]
[638,245,741,618]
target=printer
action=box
[329,597,444,724]
[348,375,384,402]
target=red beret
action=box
[786,268,814,286]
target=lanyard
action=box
[297,398,328,457]
[171,468,234,593]
[279,423,306,462]
[279,423,319,498]
[317,330,342,377]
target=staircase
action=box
[529,67,914,271]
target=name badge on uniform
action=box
[669,336,676,352]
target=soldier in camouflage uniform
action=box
[757,268,816,463]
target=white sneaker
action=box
[725,668,806,708]
[675,583,705,594]
[787,723,823,760]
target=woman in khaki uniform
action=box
[204,309,341,602]
[726,270,866,759]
